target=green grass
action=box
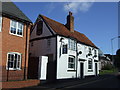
[99,69,117,75]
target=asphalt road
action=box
[17,74,120,89]
[65,75,120,88]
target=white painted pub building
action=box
[29,12,99,81]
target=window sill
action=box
[9,33,23,37]
[88,70,93,72]
[67,70,76,72]
[6,68,22,71]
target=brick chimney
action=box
[65,11,74,32]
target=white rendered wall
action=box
[57,35,99,79]
[57,36,76,79]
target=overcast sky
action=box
[14,2,118,54]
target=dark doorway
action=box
[80,63,84,79]
[28,57,39,79]
[95,63,98,76]
[46,54,56,83]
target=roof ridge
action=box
[40,14,65,25]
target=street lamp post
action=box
[111,36,120,67]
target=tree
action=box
[114,49,120,70]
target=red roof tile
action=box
[40,15,97,48]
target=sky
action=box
[14,2,118,55]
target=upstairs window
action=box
[68,39,76,51]
[89,48,92,54]
[7,52,22,70]
[62,45,67,54]
[10,20,23,36]
[36,21,43,35]
[94,50,97,58]
[0,16,2,32]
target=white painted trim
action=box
[0,16,2,32]
[6,52,22,70]
[9,19,24,37]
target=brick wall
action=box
[1,16,30,81]
[2,79,40,89]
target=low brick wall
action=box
[2,79,40,89]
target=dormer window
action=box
[36,21,43,35]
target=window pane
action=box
[17,23,23,36]
[68,39,76,51]
[11,54,14,61]
[10,20,17,34]
[14,59,17,69]
[9,62,13,68]
[17,55,21,68]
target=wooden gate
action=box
[28,57,39,79]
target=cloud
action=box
[64,2,94,13]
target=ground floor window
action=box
[88,58,92,70]
[7,52,22,70]
[68,56,75,70]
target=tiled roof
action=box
[1,2,31,23]
[40,15,98,48]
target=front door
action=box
[80,63,84,79]
[95,63,98,76]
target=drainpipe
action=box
[24,23,29,80]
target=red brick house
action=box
[0,2,39,89]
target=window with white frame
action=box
[10,20,23,36]
[68,56,75,70]
[0,16,2,32]
[88,59,92,70]
[68,39,76,51]
[7,52,22,70]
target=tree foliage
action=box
[114,49,120,69]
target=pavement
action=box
[16,74,116,89]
